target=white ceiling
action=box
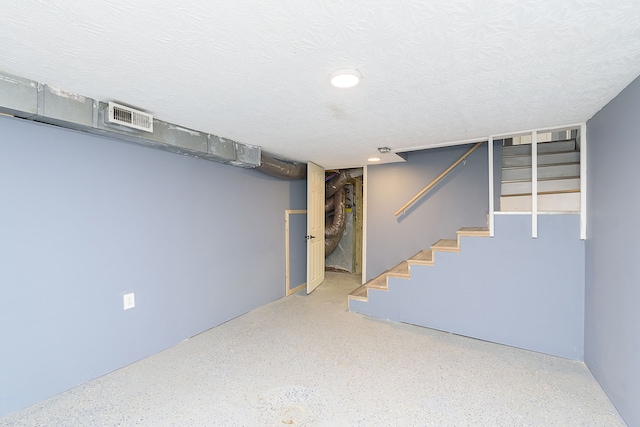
[1,1,640,169]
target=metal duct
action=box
[0,70,261,168]
[255,153,307,179]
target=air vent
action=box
[107,101,153,132]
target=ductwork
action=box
[0,70,261,168]
[324,172,353,257]
[325,196,335,213]
[326,171,350,198]
[325,188,346,237]
[0,70,359,260]
[325,186,347,256]
[255,153,307,179]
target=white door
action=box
[306,162,325,293]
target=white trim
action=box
[488,137,495,237]
[490,123,584,139]
[580,123,587,240]
[285,209,307,296]
[396,122,583,154]
[396,137,489,153]
[494,211,579,215]
[531,131,538,238]
[361,165,368,285]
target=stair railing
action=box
[395,141,483,216]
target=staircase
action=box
[347,214,585,360]
[500,138,580,212]
[348,227,489,303]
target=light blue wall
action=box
[353,214,585,360]
[0,116,306,417]
[366,143,491,280]
[586,75,640,426]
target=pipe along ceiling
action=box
[0,69,352,258]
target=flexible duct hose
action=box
[324,175,353,257]
[253,155,351,258]
[325,171,350,198]
[325,188,346,237]
[255,153,307,179]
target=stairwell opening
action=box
[500,127,581,213]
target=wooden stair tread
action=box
[501,175,581,184]
[457,227,489,236]
[502,149,579,159]
[348,285,369,301]
[349,224,490,307]
[365,274,388,290]
[431,239,459,252]
[501,189,580,197]
[388,261,410,278]
[408,250,434,265]
[502,161,580,171]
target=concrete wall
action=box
[586,75,640,426]
[0,115,306,417]
[352,214,585,360]
[366,143,493,280]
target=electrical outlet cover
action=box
[123,293,135,310]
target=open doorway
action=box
[324,167,364,283]
[285,166,364,296]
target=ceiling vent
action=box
[107,101,153,132]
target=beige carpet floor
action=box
[1,272,625,426]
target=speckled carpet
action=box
[1,272,624,426]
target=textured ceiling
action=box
[1,1,640,169]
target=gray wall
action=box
[352,214,584,360]
[366,143,491,280]
[586,75,640,426]
[0,115,306,417]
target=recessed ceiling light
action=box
[368,157,381,162]
[330,69,361,88]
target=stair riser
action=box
[502,151,580,167]
[502,139,576,156]
[502,164,580,181]
[500,192,580,212]
[501,177,580,196]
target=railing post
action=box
[532,131,538,238]
[580,123,587,239]
[488,137,494,237]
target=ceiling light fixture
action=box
[368,157,381,162]
[378,147,391,154]
[330,69,361,88]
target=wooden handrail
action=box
[394,141,484,216]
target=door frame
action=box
[285,209,307,296]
